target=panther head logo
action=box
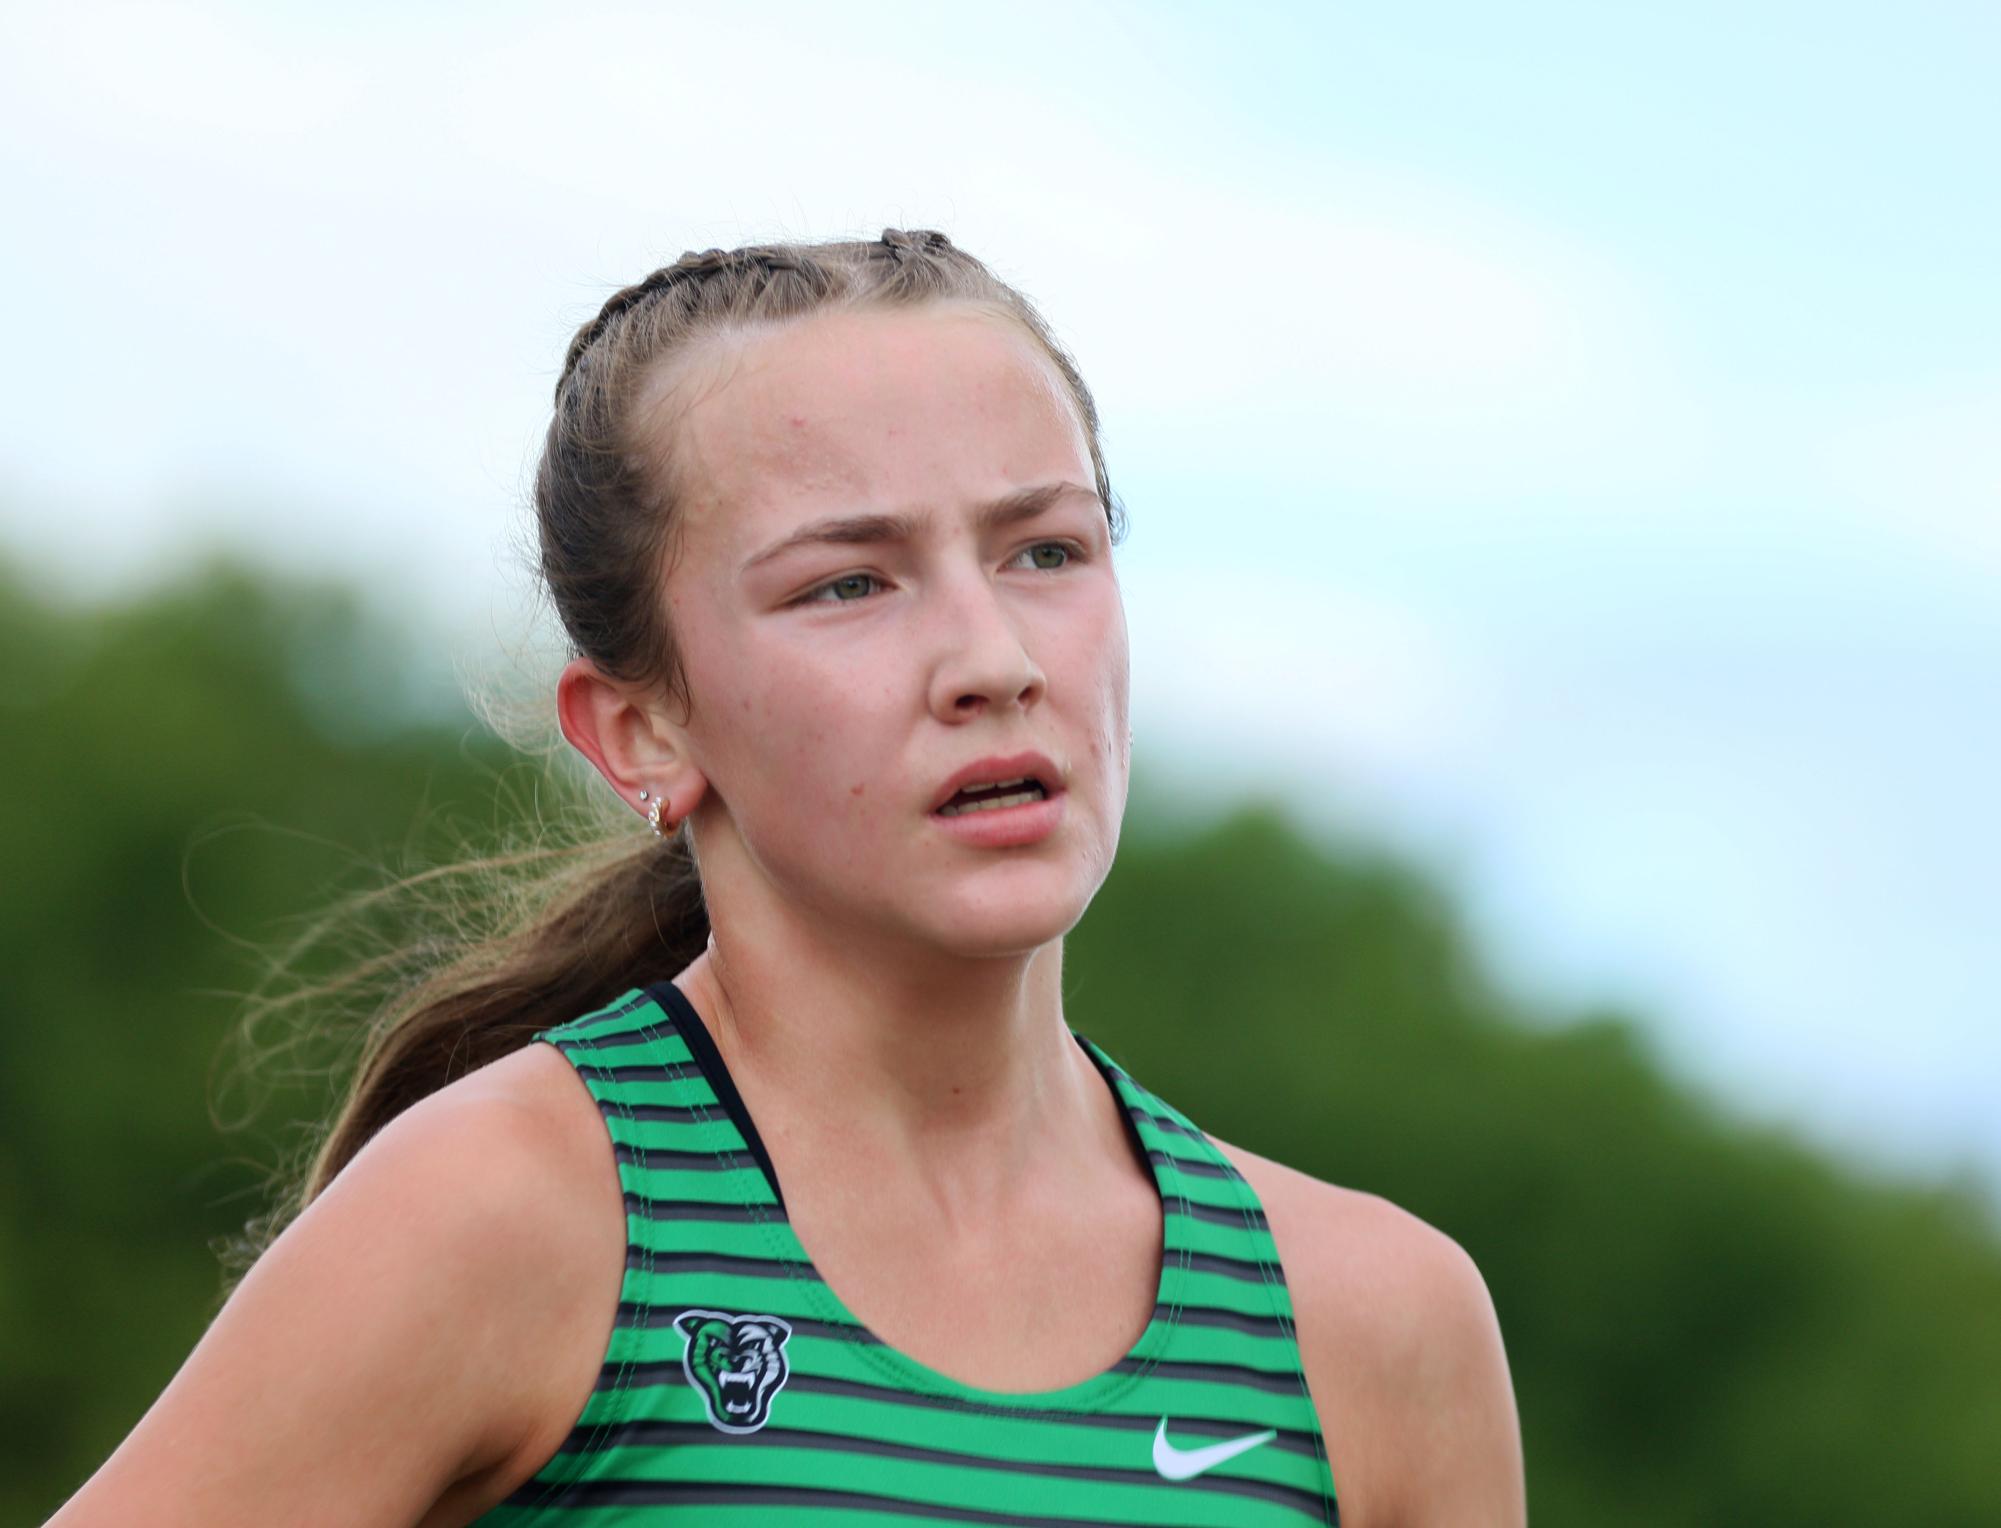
[673,1309,794,1434]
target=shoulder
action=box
[419,1035,622,1228]
[1214,1140,1526,1528]
[48,1040,626,1525]
[295,1040,628,1490]
[330,1039,619,1308]
[290,1039,629,1503]
[1215,1141,1494,1360]
[383,1040,630,1489]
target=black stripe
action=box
[542,990,652,1041]
[646,980,790,1212]
[520,1477,1310,1527]
[1174,1304,1292,1338]
[1182,1199,1269,1230]
[612,1143,755,1172]
[574,1370,1327,1459]
[606,1101,727,1124]
[1097,1074,1218,1148]
[1129,1106,1202,1139]
[614,1295,1287,1342]
[573,1060,704,1084]
[1075,1032,1160,1187]
[617,1305,869,1343]
[1111,1356,1301,1394]
[620,1237,1277,1306]
[777,1374,1326,1457]
[557,1029,682,1054]
[624,1248,815,1278]
[1180,1249,1274,1283]
[623,1193,788,1223]
[1146,1149,1237,1180]
[605,1355,1307,1406]
[543,1421,1329,1518]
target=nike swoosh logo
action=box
[1151,1418,1278,1480]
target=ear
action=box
[556,656,710,831]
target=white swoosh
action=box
[1151,1418,1278,1481]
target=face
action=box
[644,303,1130,959]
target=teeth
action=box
[939,788,1044,817]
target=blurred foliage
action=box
[5,555,1999,1525]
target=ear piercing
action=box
[637,787,670,838]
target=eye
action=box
[802,571,882,604]
[1011,541,1076,571]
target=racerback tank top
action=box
[475,982,1341,1526]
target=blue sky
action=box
[1,0,1994,1184]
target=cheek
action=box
[713,642,901,836]
[1044,589,1131,839]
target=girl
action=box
[51,230,1523,1526]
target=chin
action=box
[926,915,1074,962]
[906,870,1101,960]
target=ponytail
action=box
[218,817,704,1290]
[300,831,706,1197]
[224,229,1118,1287]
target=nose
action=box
[926,571,1047,723]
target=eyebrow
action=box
[739,481,1103,574]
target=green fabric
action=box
[475,987,1339,1525]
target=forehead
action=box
[648,304,1093,560]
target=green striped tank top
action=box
[476,982,1340,1526]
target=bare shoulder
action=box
[1214,1140,1526,1528]
[448,1036,622,1224]
[401,1040,631,1498]
[47,1040,624,1528]
[1214,1142,1497,1366]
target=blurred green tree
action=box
[5,555,1997,1525]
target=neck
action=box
[674,883,1113,1212]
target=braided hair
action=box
[261,229,1122,1230]
[538,229,1119,702]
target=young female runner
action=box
[50,230,1524,1526]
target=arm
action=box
[45,1062,615,1528]
[1219,1143,1527,1528]
[1366,1212,1525,1526]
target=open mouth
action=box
[935,776,1050,817]
[718,1369,758,1413]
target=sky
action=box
[1,0,1995,1186]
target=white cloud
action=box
[1125,565,1498,788]
[0,0,1694,555]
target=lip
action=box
[928,750,1065,815]
[930,788,1065,849]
